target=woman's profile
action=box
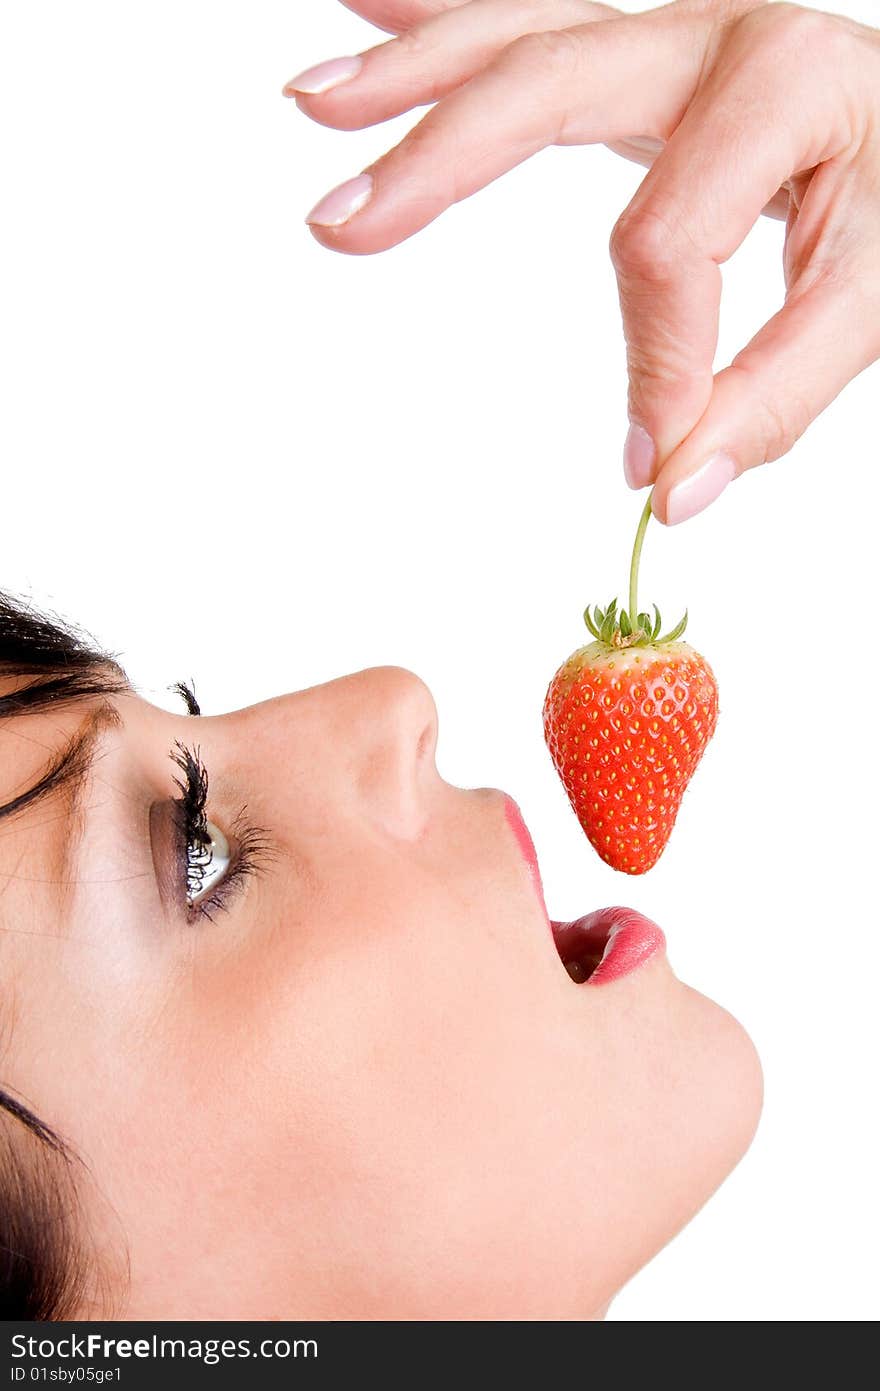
[0,591,760,1318]
[4,0,880,1323]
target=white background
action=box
[2,1,878,1321]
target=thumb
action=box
[650,266,880,525]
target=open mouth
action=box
[551,908,666,986]
[503,796,665,986]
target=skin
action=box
[289,0,880,523]
[0,668,761,1319]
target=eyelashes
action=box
[170,742,210,899]
[171,680,201,717]
[169,741,271,923]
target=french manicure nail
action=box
[306,173,374,228]
[623,423,656,489]
[664,452,736,525]
[283,55,363,96]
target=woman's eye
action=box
[186,820,232,905]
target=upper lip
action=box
[502,794,666,985]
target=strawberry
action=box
[543,498,718,875]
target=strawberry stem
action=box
[582,490,687,648]
[628,494,654,639]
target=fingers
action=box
[297,0,880,530]
[611,4,857,491]
[651,175,880,525]
[606,135,791,220]
[287,1,616,130]
[652,272,880,525]
[612,202,722,496]
[338,0,472,37]
[301,16,702,255]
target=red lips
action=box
[503,796,665,985]
[551,907,666,985]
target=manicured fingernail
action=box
[283,56,363,96]
[623,423,656,489]
[664,452,736,525]
[306,173,373,228]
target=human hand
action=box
[286,1,880,524]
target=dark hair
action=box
[1,591,128,1318]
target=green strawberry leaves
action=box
[581,495,689,650]
[583,599,688,649]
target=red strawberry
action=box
[543,499,718,875]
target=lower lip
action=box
[552,907,666,986]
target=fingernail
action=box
[664,452,737,525]
[283,55,363,96]
[623,423,656,489]
[306,173,374,228]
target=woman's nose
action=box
[334,667,439,838]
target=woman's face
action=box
[1,668,761,1320]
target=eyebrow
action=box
[0,700,123,828]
